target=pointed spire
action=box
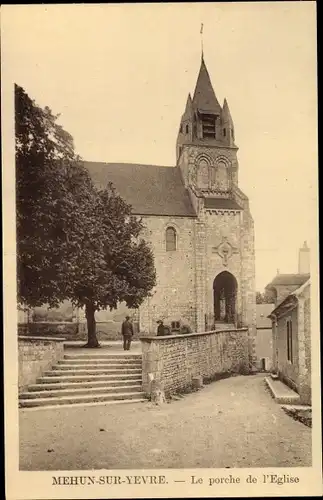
[192,57,221,114]
[222,98,233,125]
[185,93,192,114]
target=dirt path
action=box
[19,374,311,470]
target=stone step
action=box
[20,398,147,411]
[64,353,142,360]
[19,391,145,408]
[59,358,142,365]
[28,378,142,391]
[214,323,235,330]
[20,384,142,399]
[53,363,141,371]
[264,377,301,404]
[43,368,142,377]
[37,373,141,383]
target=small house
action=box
[268,279,311,404]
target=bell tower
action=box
[176,54,240,196]
[175,48,256,366]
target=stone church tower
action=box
[174,54,256,336]
[85,53,256,359]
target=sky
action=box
[2,2,318,291]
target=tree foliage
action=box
[16,84,156,346]
[256,291,275,304]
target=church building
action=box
[85,54,256,340]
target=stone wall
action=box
[271,282,311,404]
[18,322,79,339]
[141,328,249,397]
[276,307,299,392]
[139,215,197,334]
[18,320,142,341]
[298,293,311,404]
[138,207,256,353]
[255,328,273,370]
[302,297,312,404]
[18,336,65,392]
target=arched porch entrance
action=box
[213,271,237,324]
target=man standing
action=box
[156,319,172,336]
[121,315,134,351]
[156,319,164,336]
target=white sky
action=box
[2,2,318,291]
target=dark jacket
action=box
[157,323,165,336]
[157,323,171,336]
[121,320,134,337]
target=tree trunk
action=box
[83,302,100,348]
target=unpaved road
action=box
[19,374,311,470]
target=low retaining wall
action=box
[18,336,65,392]
[140,328,249,397]
[18,321,141,341]
[18,322,79,339]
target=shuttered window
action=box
[287,319,293,363]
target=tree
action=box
[256,291,275,304]
[16,84,156,347]
[16,83,97,308]
[69,184,156,347]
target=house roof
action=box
[204,197,242,211]
[291,278,310,297]
[268,279,311,319]
[256,303,274,328]
[266,273,310,288]
[84,162,196,217]
[192,56,222,114]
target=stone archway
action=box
[213,271,237,323]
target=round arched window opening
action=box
[166,227,177,252]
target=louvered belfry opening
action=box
[201,113,217,139]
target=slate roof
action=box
[204,198,243,211]
[268,279,311,319]
[192,56,222,114]
[266,274,310,288]
[84,162,196,217]
[256,304,274,329]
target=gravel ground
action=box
[19,374,311,470]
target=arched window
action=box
[216,162,229,191]
[185,124,189,134]
[166,227,177,251]
[197,159,209,188]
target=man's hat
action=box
[156,319,163,324]
[126,315,130,320]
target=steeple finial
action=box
[200,23,204,60]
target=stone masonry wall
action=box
[18,336,65,392]
[205,210,242,318]
[141,328,249,397]
[276,307,299,392]
[298,291,311,404]
[272,283,311,404]
[139,215,197,334]
[241,209,257,364]
[18,322,79,339]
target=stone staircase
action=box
[19,352,147,409]
[214,322,236,330]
